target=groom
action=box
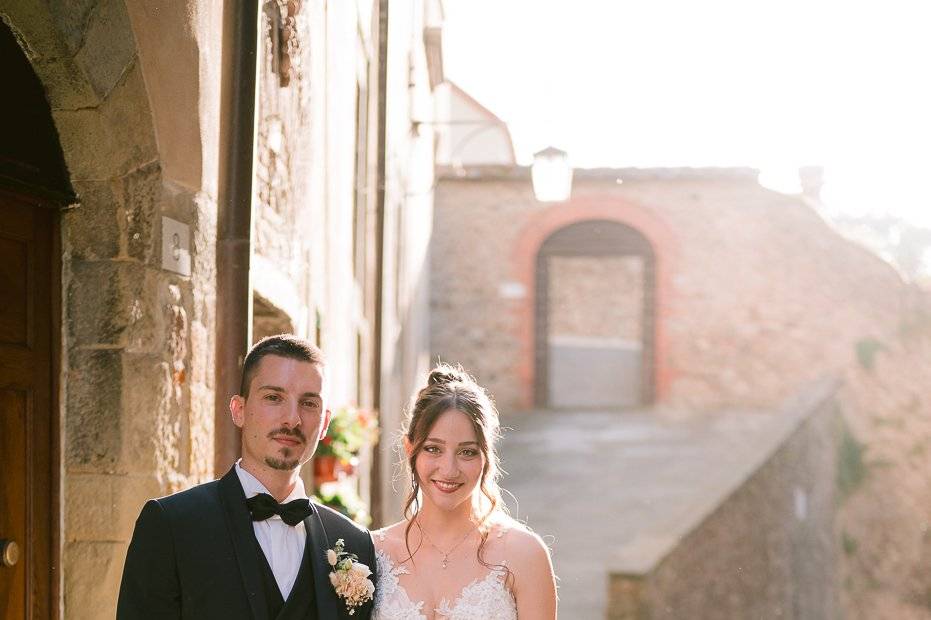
[118,334,376,619]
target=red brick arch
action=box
[511,193,679,410]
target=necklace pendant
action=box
[442,557,448,569]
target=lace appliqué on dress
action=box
[433,565,517,620]
[371,536,517,620]
[372,549,427,620]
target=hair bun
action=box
[427,363,470,387]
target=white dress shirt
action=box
[235,461,308,600]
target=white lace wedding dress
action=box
[371,535,517,620]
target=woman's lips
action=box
[432,480,463,494]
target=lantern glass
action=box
[531,146,573,202]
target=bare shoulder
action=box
[371,520,412,556]
[502,523,552,572]
[498,520,557,617]
[482,516,552,573]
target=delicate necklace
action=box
[416,520,477,569]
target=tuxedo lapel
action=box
[306,507,341,618]
[218,467,270,620]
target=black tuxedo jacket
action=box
[117,467,376,619]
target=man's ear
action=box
[230,395,246,428]
[318,408,332,440]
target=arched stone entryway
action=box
[534,220,656,409]
[0,18,75,618]
[1,4,192,618]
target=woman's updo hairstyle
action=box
[402,364,504,520]
[401,364,507,559]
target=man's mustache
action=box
[268,427,306,442]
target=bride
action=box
[372,364,557,619]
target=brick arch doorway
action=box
[534,220,656,409]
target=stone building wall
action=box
[248,0,441,524]
[251,0,317,343]
[244,0,362,503]
[431,176,537,410]
[608,385,838,619]
[432,169,906,413]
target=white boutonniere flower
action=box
[326,538,375,615]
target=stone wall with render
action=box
[432,169,907,413]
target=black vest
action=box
[252,532,318,620]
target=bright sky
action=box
[442,0,931,227]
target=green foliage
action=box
[316,406,379,462]
[855,338,885,371]
[312,406,377,529]
[842,531,858,556]
[872,415,905,430]
[910,440,927,458]
[313,486,371,526]
[837,420,867,500]
[866,458,894,470]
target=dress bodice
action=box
[371,540,517,620]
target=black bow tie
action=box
[246,493,313,526]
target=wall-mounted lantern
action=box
[531,146,572,202]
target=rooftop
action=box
[437,164,762,183]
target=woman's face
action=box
[413,408,486,514]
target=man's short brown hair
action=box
[239,334,325,398]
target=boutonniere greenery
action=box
[326,538,375,615]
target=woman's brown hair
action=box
[400,364,510,579]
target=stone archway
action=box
[0,5,169,618]
[534,220,656,409]
[0,18,74,618]
[253,293,295,343]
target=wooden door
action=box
[0,195,54,619]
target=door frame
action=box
[533,219,656,409]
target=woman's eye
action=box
[423,445,440,454]
[459,449,478,458]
